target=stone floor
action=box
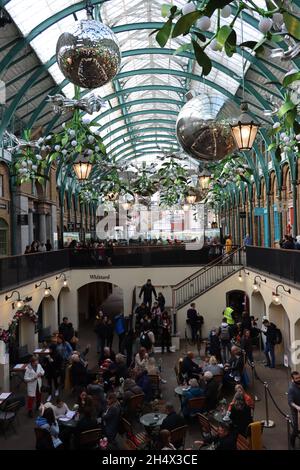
[0,291,294,450]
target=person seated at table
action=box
[99,346,116,365]
[36,406,63,449]
[203,371,219,411]
[146,357,167,384]
[122,378,144,407]
[52,397,70,418]
[181,351,203,381]
[181,378,205,418]
[223,346,244,387]
[87,375,107,416]
[135,367,153,402]
[228,392,253,437]
[70,354,88,392]
[76,390,94,416]
[108,353,128,386]
[102,392,121,444]
[134,347,149,370]
[160,403,185,449]
[203,356,223,376]
[160,429,176,450]
[74,406,100,449]
[195,422,237,450]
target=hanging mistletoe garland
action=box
[8,305,38,339]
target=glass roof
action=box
[3,0,294,163]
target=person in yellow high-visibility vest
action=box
[223,306,235,325]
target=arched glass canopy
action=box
[0,0,300,168]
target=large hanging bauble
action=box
[56,19,121,89]
[176,96,236,162]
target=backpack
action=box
[275,328,282,345]
[220,325,230,341]
[140,332,152,350]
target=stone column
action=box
[39,213,46,243]
[28,210,34,244]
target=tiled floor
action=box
[0,291,293,450]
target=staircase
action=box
[172,246,244,312]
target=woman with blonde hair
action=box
[203,355,223,376]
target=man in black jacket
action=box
[223,346,245,387]
[160,403,185,448]
[59,317,74,343]
[203,371,219,411]
[139,279,157,308]
[288,371,300,448]
[182,351,202,380]
[262,319,277,368]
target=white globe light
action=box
[182,2,196,15]
[258,17,273,34]
[196,16,211,31]
[221,5,231,18]
[210,38,222,51]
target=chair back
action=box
[236,433,250,450]
[213,374,223,385]
[127,393,144,413]
[120,416,133,435]
[188,396,206,411]
[2,401,20,415]
[197,413,211,434]
[79,428,102,447]
[124,439,138,450]
[170,425,188,448]
[34,427,54,450]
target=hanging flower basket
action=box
[0,328,9,344]
[8,305,38,339]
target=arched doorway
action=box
[36,295,57,342]
[268,303,290,366]
[251,291,267,350]
[77,282,124,327]
[58,286,71,327]
[226,290,249,322]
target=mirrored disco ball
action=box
[176,96,236,161]
[56,20,121,89]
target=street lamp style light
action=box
[272,284,291,304]
[35,280,51,297]
[73,155,93,181]
[252,275,266,291]
[56,273,68,287]
[230,102,260,151]
[5,290,24,309]
[198,167,211,191]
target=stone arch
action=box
[268,302,290,366]
[36,294,57,341]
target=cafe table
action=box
[140,412,167,428]
[174,385,191,404]
[33,348,51,355]
[0,392,12,406]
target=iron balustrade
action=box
[0,244,235,293]
[172,247,244,310]
[246,245,300,284]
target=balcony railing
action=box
[246,245,300,284]
[0,244,228,293]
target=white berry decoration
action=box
[296,134,300,141]
[71,140,77,147]
[221,5,231,18]
[258,17,273,34]
[31,165,38,172]
[182,2,196,15]
[273,122,280,129]
[210,38,222,51]
[196,16,211,31]
[273,12,283,27]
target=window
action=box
[0,218,8,256]
[0,175,4,198]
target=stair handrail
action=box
[171,245,244,292]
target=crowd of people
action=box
[24,239,53,254]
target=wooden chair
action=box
[126,393,145,418]
[123,439,138,450]
[148,374,160,398]
[119,417,149,449]
[34,427,54,450]
[170,425,188,449]
[79,428,102,449]
[236,433,251,450]
[188,397,206,417]
[0,401,21,438]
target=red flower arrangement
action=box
[0,328,9,344]
[8,305,38,339]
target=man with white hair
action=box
[203,371,219,410]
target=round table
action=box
[58,417,78,429]
[140,412,167,428]
[174,386,190,396]
[210,411,232,425]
